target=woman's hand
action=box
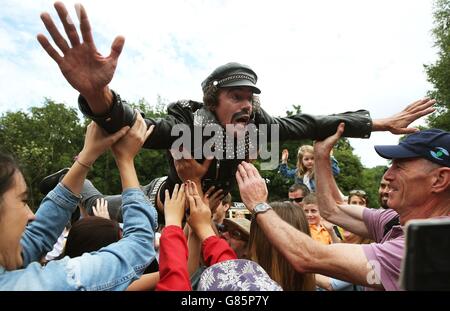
[164,184,186,227]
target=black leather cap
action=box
[201,62,261,94]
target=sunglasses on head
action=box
[349,190,367,196]
[217,224,248,241]
[290,197,304,203]
[229,229,248,241]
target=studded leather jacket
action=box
[78,91,372,195]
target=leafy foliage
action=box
[0,100,84,209]
[425,0,450,130]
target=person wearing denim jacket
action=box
[0,115,157,290]
[279,156,340,192]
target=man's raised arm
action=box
[314,123,369,237]
[37,2,122,115]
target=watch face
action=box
[255,203,270,213]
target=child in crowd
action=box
[302,194,342,244]
[279,145,340,192]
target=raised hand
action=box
[203,186,224,213]
[111,113,154,162]
[281,149,289,163]
[164,184,186,227]
[93,198,111,220]
[313,123,345,160]
[37,2,124,111]
[185,181,215,240]
[61,121,129,195]
[77,121,129,167]
[372,98,436,134]
[320,218,335,232]
[235,161,268,213]
[171,150,213,183]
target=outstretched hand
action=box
[314,123,345,159]
[171,149,213,183]
[37,2,124,106]
[164,184,186,227]
[235,161,268,213]
[185,181,215,241]
[78,121,129,167]
[373,98,436,134]
[93,198,111,220]
[203,186,224,213]
[111,113,154,162]
[281,149,289,163]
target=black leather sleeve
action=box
[78,90,139,134]
[254,108,372,141]
[78,91,198,150]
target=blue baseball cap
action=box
[374,129,450,168]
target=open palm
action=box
[37,2,124,100]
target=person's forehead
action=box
[289,189,304,197]
[392,157,435,171]
[303,204,318,210]
[222,86,254,95]
[13,171,27,194]
[393,157,422,165]
[350,195,365,202]
[350,195,363,200]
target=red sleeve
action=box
[156,225,192,291]
[202,235,238,267]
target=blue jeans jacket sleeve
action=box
[2,188,157,290]
[21,183,79,266]
[278,163,298,179]
[331,156,340,176]
[61,188,157,291]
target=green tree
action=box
[333,138,365,194]
[0,99,85,209]
[361,165,388,209]
[425,0,450,130]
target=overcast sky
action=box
[0,0,439,168]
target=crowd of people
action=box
[1,2,449,291]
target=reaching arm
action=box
[37,2,121,115]
[78,94,201,150]
[187,225,202,276]
[278,162,298,179]
[127,272,160,291]
[256,107,373,141]
[21,122,129,265]
[371,98,435,134]
[255,210,382,288]
[321,220,342,244]
[235,162,382,289]
[256,97,435,142]
[155,184,192,291]
[38,3,199,149]
[314,123,369,237]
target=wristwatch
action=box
[252,202,272,219]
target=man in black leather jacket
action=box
[37,2,436,221]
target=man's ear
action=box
[431,167,450,194]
